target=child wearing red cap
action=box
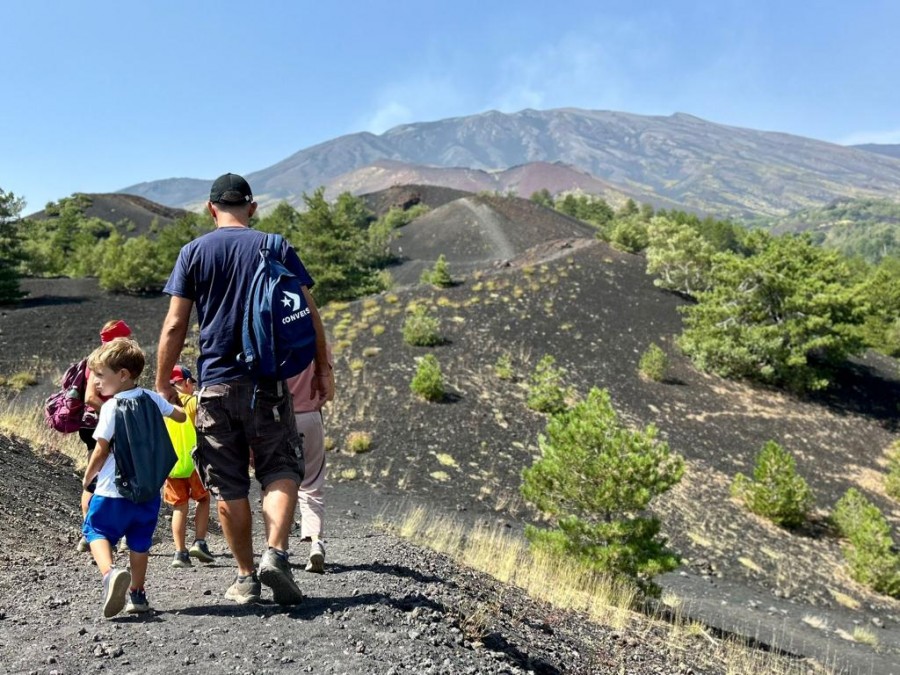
[163,365,215,567]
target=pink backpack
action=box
[44,358,93,433]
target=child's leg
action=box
[83,495,126,574]
[194,496,210,541]
[129,551,149,589]
[123,496,162,589]
[89,539,115,575]
[171,502,189,551]
[164,478,189,550]
[79,429,97,518]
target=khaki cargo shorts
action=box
[194,377,303,501]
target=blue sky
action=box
[2,0,899,212]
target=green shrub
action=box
[97,233,171,293]
[885,441,900,501]
[526,355,568,414]
[402,306,443,346]
[832,489,900,597]
[731,441,813,529]
[521,388,684,594]
[494,352,514,380]
[346,431,372,454]
[421,254,453,288]
[638,344,669,381]
[608,219,649,253]
[411,354,444,401]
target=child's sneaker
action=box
[101,567,131,618]
[171,550,192,568]
[305,540,326,574]
[117,539,129,553]
[76,536,90,553]
[189,539,215,564]
[224,572,261,604]
[259,549,304,605]
[124,589,150,614]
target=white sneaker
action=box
[305,540,325,574]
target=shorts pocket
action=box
[195,392,231,434]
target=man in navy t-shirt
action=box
[156,173,334,606]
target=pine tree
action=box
[521,388,684,593]
[297,189,379,304]
[0,188,26,304]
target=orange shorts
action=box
[163,471,209,506]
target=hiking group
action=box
[49,173,334,618]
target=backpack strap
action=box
[264,233,284,262]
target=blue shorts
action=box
[83,494,161,553]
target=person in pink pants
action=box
[287,347,333,573]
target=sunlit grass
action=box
[385,506,829,675]
[0,401,85,468]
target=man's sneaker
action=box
[117,539,129,553]
[189,539,215,564]
[259,549,304,605]
[224,573,261,604]
[101,567,131,618]
[76,536,90,553]
[305,540,326,574]
[124,589,150,614]
[171,550,192,568]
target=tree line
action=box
[531,190,900,393]
[0,187,427,305]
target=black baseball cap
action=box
[209,173,253,204]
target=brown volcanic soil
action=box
[2,234,900,672]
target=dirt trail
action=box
[1,433,739,675]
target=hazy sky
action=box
[2,0,898,211]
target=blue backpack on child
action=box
[240,233,317,381]
[112,393,177,503]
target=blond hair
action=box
[88,338,145,379]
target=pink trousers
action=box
[295,411,325,539]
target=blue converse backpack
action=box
[240,233,317,381]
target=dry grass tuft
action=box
[851,625,878,647]
[0,401,85,468]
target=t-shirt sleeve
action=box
[146,390,176,417]
[93,399,117,442]
[282,241,314,289]
[163,245,195,300]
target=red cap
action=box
[170,365,193,383]
[100,320,132,343]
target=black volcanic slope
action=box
[386,193,596,284]
[359,184,472,218]
[28,193,189,234]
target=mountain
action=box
[27,192,189,233]
[852,143,900,160]
[120,108,900,217]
